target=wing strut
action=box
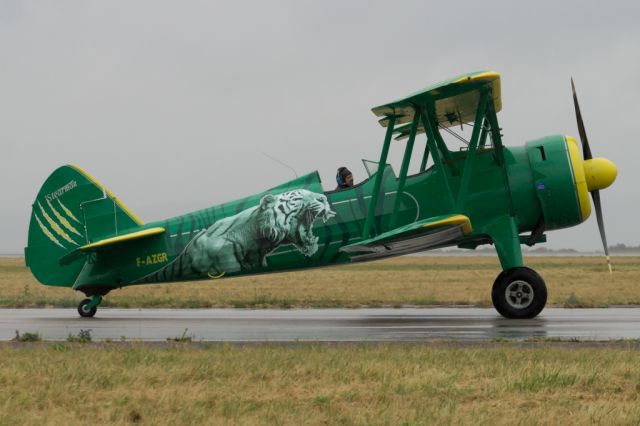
[362,115,396,239]
[455,88,490,210]
[389,111,420,229]
[363,72,503,240]
[421,108,456,210]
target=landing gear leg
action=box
[486,215,547,319]
[78,295,102,318]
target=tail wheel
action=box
[491,267,547,319]
[78,298,97,318]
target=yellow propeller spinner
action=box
[583,158,617,192]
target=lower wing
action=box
[340,214,471,262]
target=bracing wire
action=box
[439,124,471,146]
[438,122,493,148]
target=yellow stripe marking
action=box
[47,199,83,237]
[35,213,65,249]
[38,201,78,246]
[208,272,225,279]
[422,214,472,235]
[57,198,81,223]
[565,136,591,222]
[68,164,144,226]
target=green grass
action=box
[66,329,93,343]
[12,331,42,342]
[3,256,640,309]
[1,343,640,425]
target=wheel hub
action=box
[505,280,534,309]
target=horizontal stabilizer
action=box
[340,214,471,262]
[59,227,165,265]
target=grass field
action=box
[1,256,639,309]
[3,259,640,425]
[1,342,639,425]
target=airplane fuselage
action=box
[71,134,585,296]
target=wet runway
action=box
[2,308,640,342]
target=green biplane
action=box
[25,71,617,319]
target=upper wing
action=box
[372,71,501,137]
[340,214,471,262]
[59,227,165,265]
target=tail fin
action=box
[25,164,143,286]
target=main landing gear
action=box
[491,267,547,319]
[78,296,103,318]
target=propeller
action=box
[571,79,593,161]
[571,78,614,273]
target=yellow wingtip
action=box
[422,214,472,235]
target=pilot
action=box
[335,167,354,190]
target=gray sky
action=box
[2,0,639,254]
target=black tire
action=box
[491,267,547,319]
[78,298,97,318]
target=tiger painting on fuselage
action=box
[25,71,617,319]
[162,189,335,280]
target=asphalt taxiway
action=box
[2,308,640,342]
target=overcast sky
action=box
[2,0,639,254]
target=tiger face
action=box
[142,188,337,281]
[260,189,335,257]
